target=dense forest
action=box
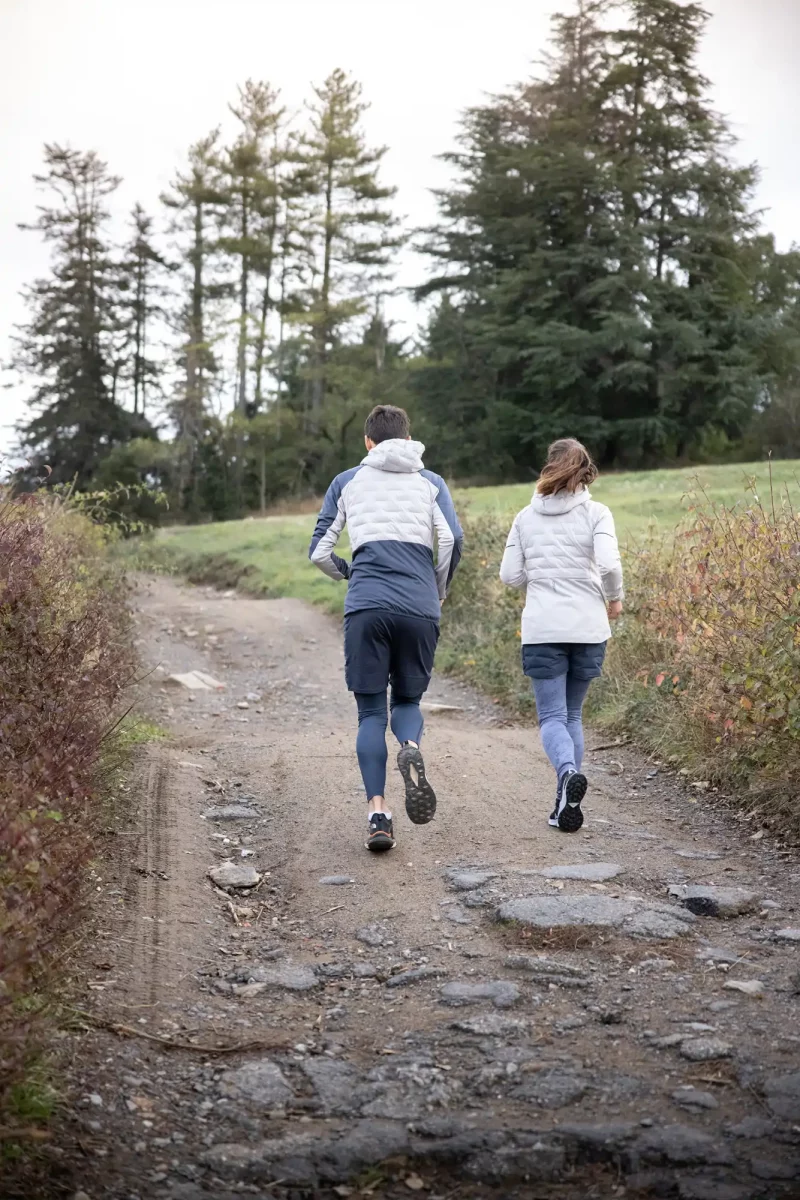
[8,0,800,519]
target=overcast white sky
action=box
[2,0,799,453]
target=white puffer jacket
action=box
[499,488,624,645]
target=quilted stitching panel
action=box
[515,502,603,585]
[343,467,438,552]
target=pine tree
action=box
[118,203,168,418]
[12,145,146,483]
[602,0,762,456]
[218,81,286,419]
[298,69,403,415]
[161,132,228,511]
[418,0,770,470]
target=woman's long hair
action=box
[536,438,598,496]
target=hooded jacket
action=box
[499,488,624,645]
[309,439,463,620]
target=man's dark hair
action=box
[364,404,410,444]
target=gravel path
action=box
[17,575,800,1200]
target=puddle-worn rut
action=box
[17,575,800,1200]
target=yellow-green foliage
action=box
[601,478,800,815]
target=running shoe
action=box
[397,743,437,825]
[555,770,587,833]
[366,812,395,852]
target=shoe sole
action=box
[397,746,437,825]
[558,773,587,833]
[366,832,395,853]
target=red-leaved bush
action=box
[0,489,134,1106]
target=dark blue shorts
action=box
[344,609,440,696]
[522,641,607,681]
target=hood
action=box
[531,487,591,515]
[362,438,425,474]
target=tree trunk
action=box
[237,188,250,415]
[312,155,335,414]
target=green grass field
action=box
[149,459,800,611]
[458,458,800,537]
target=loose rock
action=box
[695,946,746,965]
[355,924,386,947]
[439,980,521,1009]
[667,885,760,918]
[386,966,447,989]
[504,954,591,988]
[203,804,259,822]
[775,928,800,942]
[672,1087,719,1112]
[226,962,319,992]
[208,862,261,890]
[723,979,764,997]
[449,1014,529,1037]
[319,875,355,886]
[679,1037,733,1062]
[446,869,498,891]
[166,671,225,691]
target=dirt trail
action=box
[17,575,800,1200]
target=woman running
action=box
[500,438,624,831]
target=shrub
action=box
[598,476,800,829]
[0,489,134,1110]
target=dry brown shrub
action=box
[0,489,134,1108]
[603,471,800,830]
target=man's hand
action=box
[608,600,623,621]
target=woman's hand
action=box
[608,600,623,621]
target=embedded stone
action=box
[764,1071,800,1121]
[667,885,760,918]
[498,894,694,939]
[446,869,498,891]
[534,863,622,882]
[219,1061,294,1108]
[513,1070,589,1108]
[439,980,521,1009]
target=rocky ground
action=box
[9,575,800,1200]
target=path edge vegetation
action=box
[136,469,800,843]
[0,483,164,1146]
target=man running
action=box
[309,404,463,852]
